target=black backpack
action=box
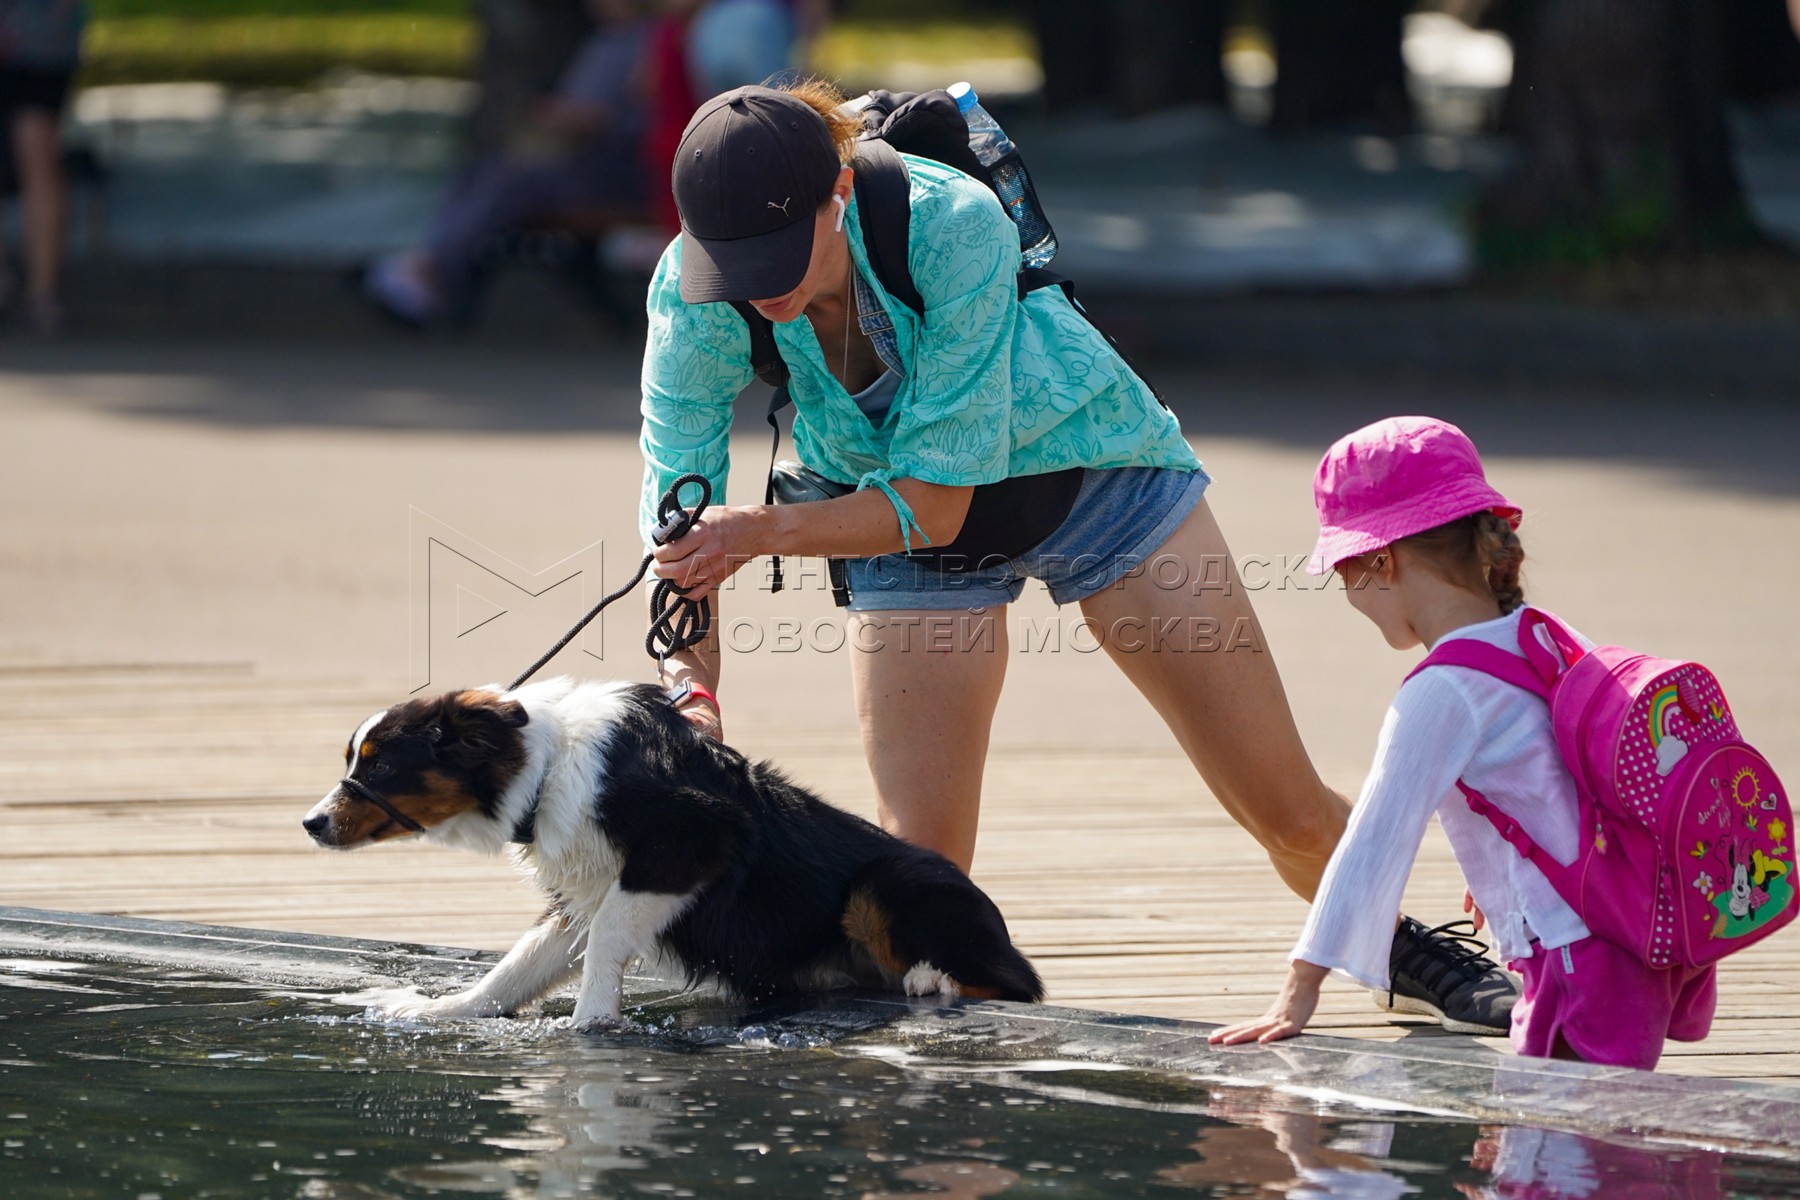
[731,89,1162,591]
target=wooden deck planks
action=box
[1,666,1794,1086]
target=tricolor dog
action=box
[304,679,1042,1027]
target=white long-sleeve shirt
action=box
[1293,608,1593,989]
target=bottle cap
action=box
[947,81,977,113]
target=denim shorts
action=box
[842,466,1210,612]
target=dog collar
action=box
[338,775,426,834]
[512,686,702,847]
[508,764,554,846]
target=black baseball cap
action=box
[673,86,843,304]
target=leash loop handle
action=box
[653,473,711,546]
[646,473,713,661]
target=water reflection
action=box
[1157,1090,1411,1197]
[1457,1125,1727,1199]
[863,1161,1021,1199]
[0,959,1784,1199]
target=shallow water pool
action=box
[3,954,1797,1199]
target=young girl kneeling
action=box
[1209,416,1714,1069]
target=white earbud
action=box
[832,193,846,233]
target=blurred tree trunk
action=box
[1031,0,1227,115]
[1269,0,1411,133]
[1111,0,1228,115]
[1721,0,1800,103]
[1031,0,1115,112]
[463,0,593,160]
[1479,0,1764,263]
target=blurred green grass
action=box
[80,2,1034,90]
[82,15,474,86]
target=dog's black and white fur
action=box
[303,678,1042,1027]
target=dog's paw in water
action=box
[572,1013,630,1035]
[376,990,462,1020]
[329,985,421,1011]
[335,985,495,1022]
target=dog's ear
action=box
[463,693,528,728]
[432,691,529,759]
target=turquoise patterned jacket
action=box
[637,153,1201,551]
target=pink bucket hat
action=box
[1306,416,1521,575]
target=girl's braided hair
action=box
[1394,510,1526,615]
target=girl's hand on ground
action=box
[1207,961,1327,1046]
[650,508,762,601]
[1463,888,1486,934]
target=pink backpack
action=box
[1410,608,1794,969]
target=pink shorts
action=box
[1508,937,1715,1070]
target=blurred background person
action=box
[362,0,652,327]
[641,0,704,238]
[685,0,833,97]
[463,0,600,163]
[636,0,829,242]
[0,0,84,338]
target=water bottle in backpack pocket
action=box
[946,81,1058,268]
[1411,609,1794,970]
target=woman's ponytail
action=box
[781,78,862,165]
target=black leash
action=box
[506,473,715,691]
[501,472,714,846]
[337,476,714,843]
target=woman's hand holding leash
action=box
[1207,960,1328,1046]
[651,506,766,601]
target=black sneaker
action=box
[1377,916,1518,1034]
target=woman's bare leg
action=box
[11,110,69,307]
[849,607,1008,873]
[1077,498,1349,900]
